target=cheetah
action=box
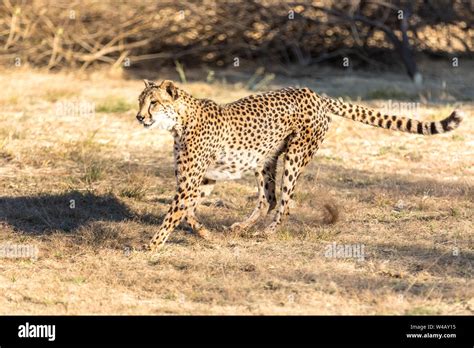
[136,79,463,251]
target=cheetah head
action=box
[136,79,181,131]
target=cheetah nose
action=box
[136,114,145,122]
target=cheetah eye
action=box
[150,100,157,105]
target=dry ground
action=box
[0,65,472,314]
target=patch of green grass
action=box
[206,69,215,83]
[378,145,407,157]
[63,132,108,167]
[451,134,465,141]
[53,251,64,259]
[175,60,187,84]
[378,146,402,156]
[96,97,134,113]
[320,155,343,162]
[277,229,294,241]
[119,184,147,200]
[378,146,392,156]
[43,88,77,102]
[82,162,104,184]
[337,176,377,188]
[67,276,87,285]
[366,88,417,101]
[449,207,461,217]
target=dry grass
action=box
[2,0,472,73]
[0,67,472,315]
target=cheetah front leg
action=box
[184,178,216,239]
[147,157,208,251]
[172,136,215,240]
[147,185,200,250]
[230,156,278,232]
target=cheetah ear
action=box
[160,80,179,100]
[143,79,156,88]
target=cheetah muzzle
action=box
[135,79,464,252]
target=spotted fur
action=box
[136,79,463,251]
[325,98,463,135]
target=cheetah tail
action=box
[325,97,464,135]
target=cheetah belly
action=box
[205,168,242,181]
[205,150,260,181]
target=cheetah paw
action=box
[140,243,152,252]
[141,240,165,253]
[261,223,278,236]
[228,222,248,234]
[195,227,212,240]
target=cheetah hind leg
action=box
[184,178,216,239]
[230,158,278,233]
[262,139,318,235]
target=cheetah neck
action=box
[178,91,222,128]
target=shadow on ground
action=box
[0,162,471,247]
[314,163,473,199]
[0,191,134,234]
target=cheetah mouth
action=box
[143,120,155,128]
